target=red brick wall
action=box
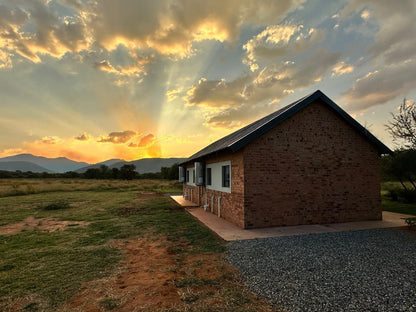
[243,99,382,228]
[182,151,245,228]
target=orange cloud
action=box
[40,136,60,144]
[128,134,155,148]
[138,134,155,147]
[94,60,118,73]
[75,132,90,141]
[94,58,149,78]
[98,130,136,144]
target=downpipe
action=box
[218,196,222,217]
[203,193,209,211]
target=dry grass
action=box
[0,178,182,198]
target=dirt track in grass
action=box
[64,237,180,311]
[63,235,274,312]
[0,216,90,235]
[62,236,269,312]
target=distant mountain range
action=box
[76,158,186,174]
[0,161,53,173]
[0,154,88,173]
[0,153,186,174]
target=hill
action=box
[0,161,52,173]
[0,154,186,174]
[0,154,89,173]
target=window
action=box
[192,169,195,183]
[222,165,230,188]
[206,168,212,185]
[186,170,189,183]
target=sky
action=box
[0,0,415,163]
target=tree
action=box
[160,166,170,179]
[99,165,111,179]
[382,149,416,190]
[119,164,137,180]
[386,99,416,148]
[84,168,101,179]
[111,167,120,179]
[160,163,179,180]
[168,163,179,180]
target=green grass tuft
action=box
[98,297,121,310]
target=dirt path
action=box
[0,216,90,235]
[64,237,180,311]
[62,235,274,312]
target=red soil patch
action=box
[0,217,90,235]
[65,237,180,311]
[63,237,274,312]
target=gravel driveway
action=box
[227,228,416,312]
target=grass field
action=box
[0,179,273,312]
[381,182,416,216]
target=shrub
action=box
[388,189,399,201]
[39,200,70,210]
[399,189,416,203]
[98,298,120,310]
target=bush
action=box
[388,189,399,201]
[38,200,70,210]
[399,189,416,203]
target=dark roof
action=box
[180,90,392,165]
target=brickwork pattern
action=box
[242,100,382,228]
[182,99,382,229]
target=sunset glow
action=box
[0,0,415,163]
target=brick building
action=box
[179,90,391,229]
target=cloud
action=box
[75,132,90,141]
[0,0,89,64]
[85,0,305,57]
[166,88,184,102]
[338,0,416,111]
[342,60,416,111]
[0,0,305,68]
[94,60,118,74]
[39,136,60,144]
[243,24,326,71]
[93,53,152,78]
[187,47,341,129]
[331,61,354,76]
[0,49,12,69]
[360,10,370,20]
[249,48,341,102]
[129,134,156,148]
[340,0,416,63]
[205,103,272,129]
[98,130,136,144]
[185,76,251,109]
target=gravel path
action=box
[227,228,416,312]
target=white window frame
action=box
[186,168,196,186]
[206,160,231,193]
